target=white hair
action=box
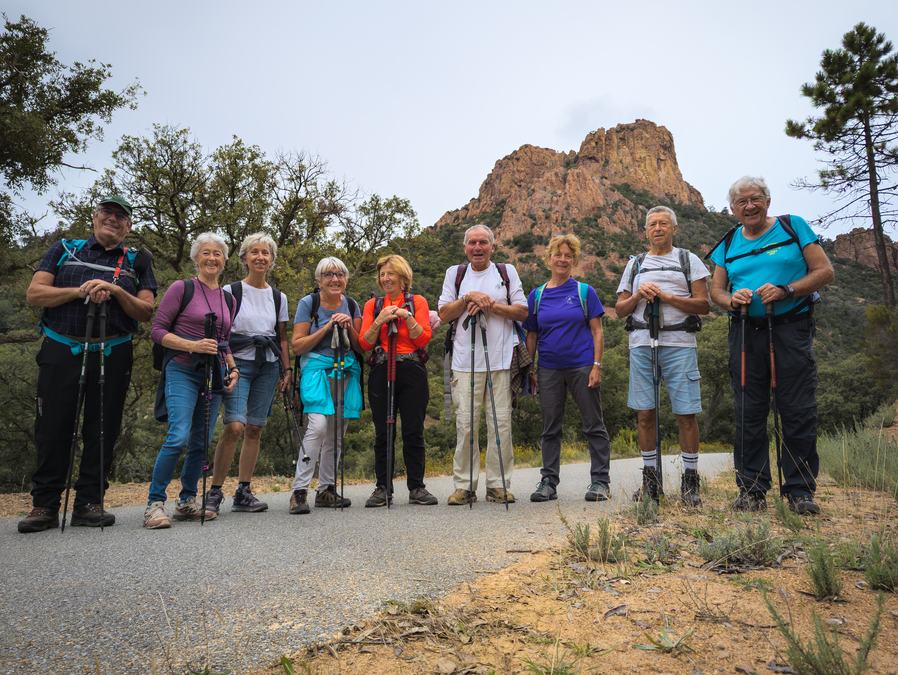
[645,206,678,228]
[728,176,770,206]
[464,223,495,245]
[314,256,349,281]
[190,232,229,265]
[238,232,278,271]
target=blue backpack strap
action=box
[56,239,88,269]
[533,283,548,319]
[577,281,589,321]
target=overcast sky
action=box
[6,1,897,238]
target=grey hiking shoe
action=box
[289,489,310,515]
[364,486,392,508]
[787,493,820,515]
[408,487,438,505]
[204,487,225,514]
[632,466,662,503]
[529,479,557,502]
[232,484,268,512]
[173,497,218,521]
[733,490,767,512]
[315,485,351,508]
[584,481,610,502]
[680,469,702,508]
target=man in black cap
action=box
[18,195,157,533]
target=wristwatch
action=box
[777,284,795,299]
[593,361,602,368]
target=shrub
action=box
[807,543,843,600]
[698,521,783,571]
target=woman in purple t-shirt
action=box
[523,234,612,503]
[143,232,238,529]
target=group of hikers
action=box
[16,174,834,534]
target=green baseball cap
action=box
[98,194,133,216]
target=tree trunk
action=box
[863,119,895,306]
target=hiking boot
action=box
[787,493,820,515]
[204,487,225,514]
[232,484,268,512]
[530,479,557,502]
[585,481,610,502]
[680,469,702,508]
[408,487,438,505]
[143,501,171,529]
[173,497,218,521]
[447,488,477,506]
[732,491,767,512]
[632,466,662,503]
[18,507,58,534]
[315,485,351,508]
[486,487,515,503]
[289,489,310,515]
[71,503,115,527]
[364,486,392,508]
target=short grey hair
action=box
[645,206,678,228]
[728,176,770,206]
[315,256,349,281]
[463,223,495,245]
[190,232,229,265]
[238,232,278,271]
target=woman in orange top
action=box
[358,254,436,507]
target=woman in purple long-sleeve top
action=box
[143,232,238,529]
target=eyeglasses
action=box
[97,206,130,221]
[733,195,767,209]
[321,271,346,279]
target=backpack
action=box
[705,214,821,309]
[152,279,236,370]
[624,248,701,333]
[444,262,519,356]
[57,239,147,288]
[532,280,590,326]
[228,280,282,328]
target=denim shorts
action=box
[222,357,281,426]
[627,346,702,415]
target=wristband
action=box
[593,361,601,368]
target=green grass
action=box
[818,403,898,496]
[698,520,783,571]
[807,542,843,600]
[865,534,898,592]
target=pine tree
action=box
[786,22,898,306]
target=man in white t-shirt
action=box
[615,206,710,507]
[438,224,528,505]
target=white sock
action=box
[681,452,698,471]
[641,450,657,468]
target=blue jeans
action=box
[148,362,222,504]
[222,357,280,426]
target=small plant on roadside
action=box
[633,494,659,525]
[635,626,694,654]
[864,534,898,592]
[807,542,843,600]
[765,592,884,675]
[567,522,592,559]
[522,639,578,674]
[698,520,783,571]
[595,516,629,564]
[774,496,805,534]
[832,541,867,571]
[643,533,678,566]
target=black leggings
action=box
[368,360,429,492]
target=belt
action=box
[42,325,132,356]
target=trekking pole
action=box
[97,301,108,531]
[385,320,398,509]
[200,311,216,526]
[281,384,310,465]
[478,316,509,511]
[61,301,98,533]
[739,304,748,490]
[648,298,663,495]
[463,314,477,509]
[339,325,351,510]
[766,302,784,494]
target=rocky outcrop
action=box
[434,119,706,278]
[833,227,898,272]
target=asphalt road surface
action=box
[0,453,731,674]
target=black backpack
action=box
[152,279,235,370]
[623,248,701,333]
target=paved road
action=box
[0,453,731,674]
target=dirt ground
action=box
[262,477,898,674]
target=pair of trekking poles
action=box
[280,324,350,509]
[61,300,109,533]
